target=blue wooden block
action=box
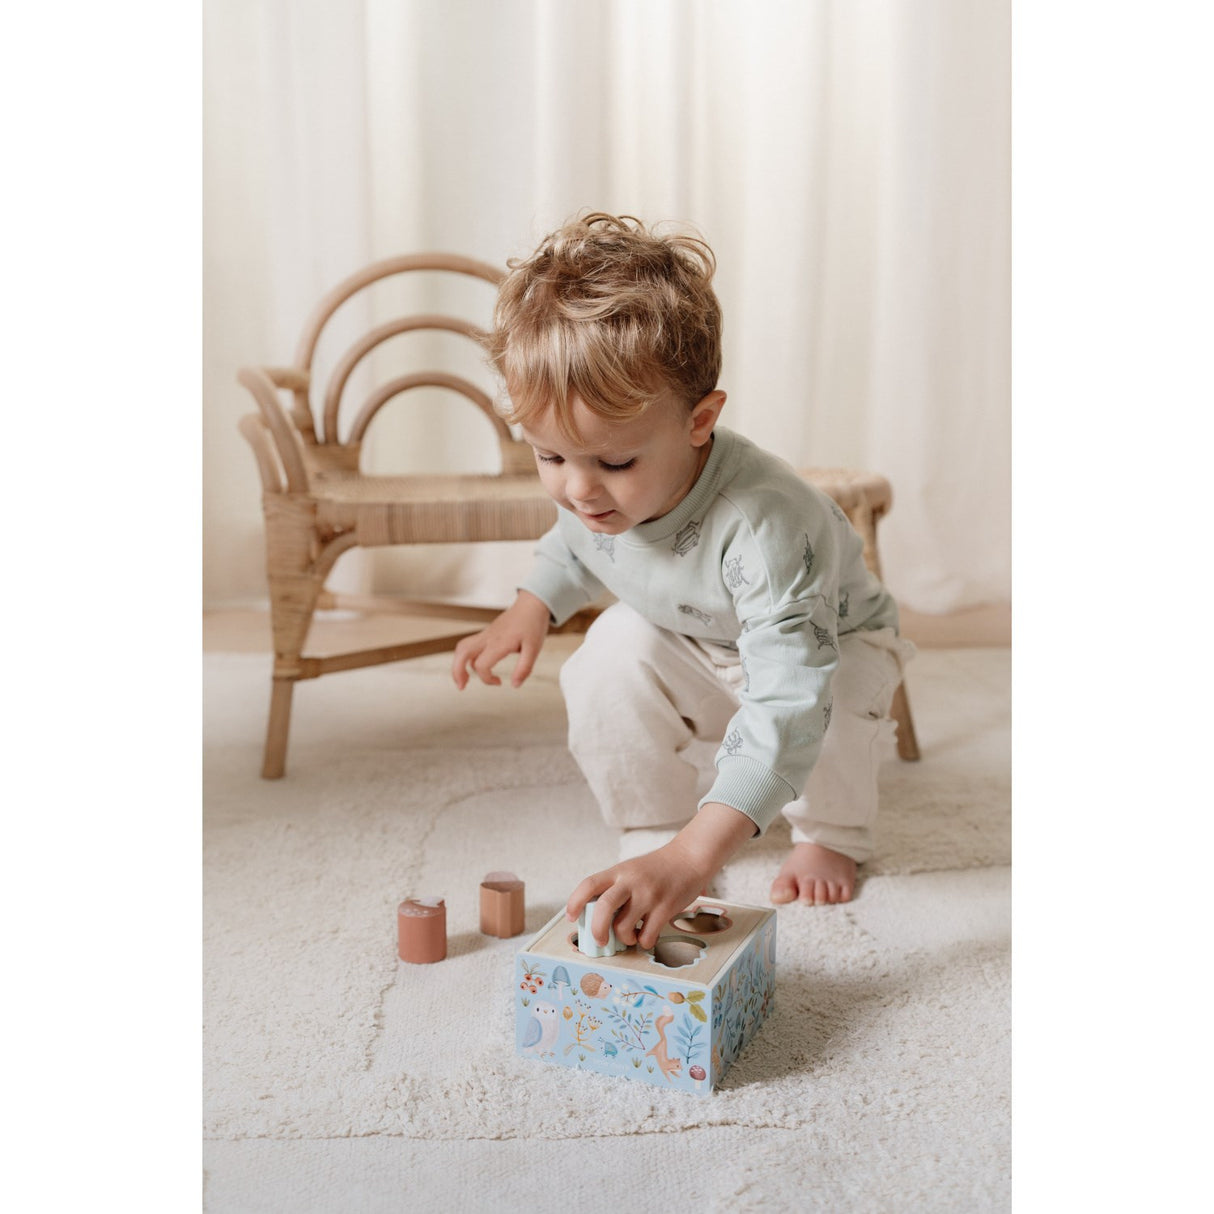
[515,898,776,1094]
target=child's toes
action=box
[769,874,797,905]
[799,879,826,906]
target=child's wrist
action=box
[513,589,552,623]
[674,802,756,871]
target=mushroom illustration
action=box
[690,1065,707,1091]
[551,965,571,1000]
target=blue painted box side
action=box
[515,904,776,1094]
[710,913,777,1086]
[516,950,715,1092]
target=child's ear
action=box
[689,391,727,445]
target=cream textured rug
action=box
[204,640,1010,1212]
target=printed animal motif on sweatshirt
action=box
[802,535,815,577]
[678,604,712,626]
[723,555,750,590]
[673,520,702,556]
[593,533,616,561]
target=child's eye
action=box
[600,459,636,472]
[535,453,563,465]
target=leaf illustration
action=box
[689,1003,707,1023]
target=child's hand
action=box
[451,591,551,689]
[566,804,757,951]
[565,838,716,953]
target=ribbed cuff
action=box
[518,568,594,627]
[699,756,796,836]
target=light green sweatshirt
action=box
[521,427,900,834]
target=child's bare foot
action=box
[770,843,857,906]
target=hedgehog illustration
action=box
[579,972,614,1000]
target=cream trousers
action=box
[558,602,915,864]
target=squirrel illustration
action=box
[646,1006,683,1081]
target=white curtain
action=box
[204,0,1009,614]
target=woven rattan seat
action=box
[311,473,558,546]
[238,253,917,777]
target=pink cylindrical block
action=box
[397,896,447,963]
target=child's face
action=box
[520,391,725,534]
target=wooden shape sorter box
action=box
[515,898,776,1095]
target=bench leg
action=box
[258,495,328,779]
[890,681,920,761]
[261,676,296,779]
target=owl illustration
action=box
[521,1001,560,1056]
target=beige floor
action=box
[203,600,1010,654]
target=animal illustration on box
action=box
[646,1006,683,1080]
[579,972,613,1000]
[521,1001,560,1057]
[514,899,776,1093]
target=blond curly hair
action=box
[486,212,722,437]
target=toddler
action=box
[452,213,913,952]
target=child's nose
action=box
[566,467,600,502]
